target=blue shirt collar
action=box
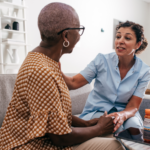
[113,53,139,73]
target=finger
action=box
[113,116,120,124]
[114,124,120,132]
[103,111,107,117]
[114,121,122,132]
[106,113,116,117]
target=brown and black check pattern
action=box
[0,52,72,150]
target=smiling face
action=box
[115,27,141,57]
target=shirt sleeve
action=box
[26,67,72,140]
[133,69,150,98]
[80,54,102,84]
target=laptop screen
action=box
[114,127,150,146]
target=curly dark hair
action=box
[116,21,148,54]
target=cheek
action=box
[73,34,80,44]
[125,42,134,49]
[77,35,80,42]
[115,39,118,47]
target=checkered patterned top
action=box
[0,52,72,150]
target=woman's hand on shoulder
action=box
[106,112,126,132]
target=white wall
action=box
[138,2,150,65]
[1,0,150,73]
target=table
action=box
[120,139,150,150]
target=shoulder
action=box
[25,54,55,79]
[94,52,116,62]
[136,56,150,73]
[135,56,150,80]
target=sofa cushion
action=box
[0,74,17,127]
[139,98,150,120]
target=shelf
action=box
[1,15,27,21]
[2,41,29,46]
[0,63,20,66]
[0,1,27,9]
[2,29,26,34]
[3,63,20,66]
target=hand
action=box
[86,111,107,127]
[106,112,126,132]
[97,111,114,136]
[86,118,99,127]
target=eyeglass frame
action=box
[57,25,85,36]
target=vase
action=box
[13,21,19,30]
[7,49,20,63]
[5,24,11,29]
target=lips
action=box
[117,47,125,52]
[117,47,125,50]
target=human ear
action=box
[62,31,69,42]
[136,41,142,50]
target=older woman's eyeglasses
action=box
[57,25,85,36]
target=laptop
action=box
[114,127,150,146]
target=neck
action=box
[32,40,63,62]
[118,54,135,69]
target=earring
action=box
[63,41,69,47]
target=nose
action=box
[118,36,124,44]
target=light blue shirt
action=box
[79,52,150,121]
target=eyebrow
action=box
[116,32,134,36]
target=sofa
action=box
[0,74,150,128]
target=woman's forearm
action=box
[47,116,114,147]
[72,115,88,127]
[72,115,99,127]
[61,72,74,90]
[121,107,138,121]
[121,95,142,121]
[48,125,100,147]
[61,72,88,90]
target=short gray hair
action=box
[38,2,79,42]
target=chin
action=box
[68,49,73,53]
[115,49,126,56]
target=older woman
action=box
[0,2,124,150]
[62,21,150,133]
